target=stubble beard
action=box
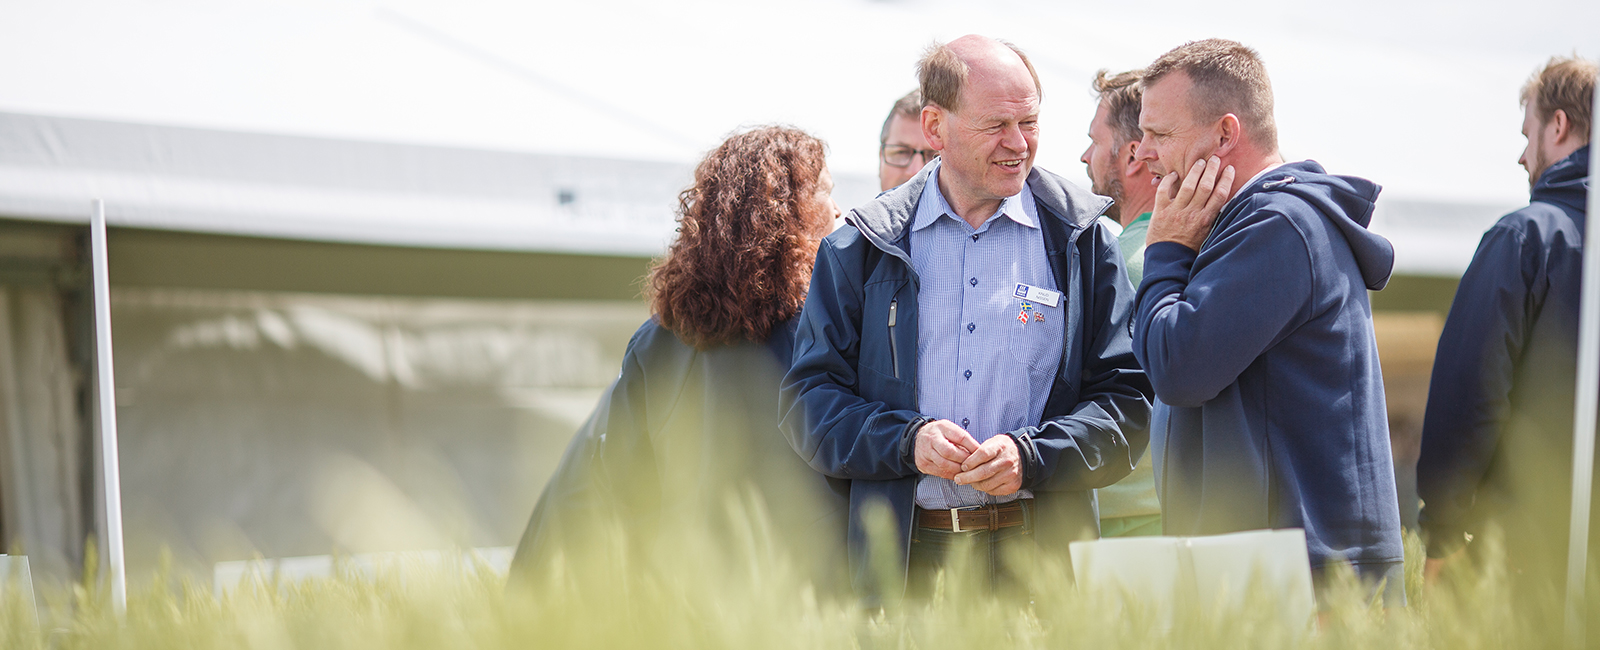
[1095,173,1125,222]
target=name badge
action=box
[1012,283,1060,308]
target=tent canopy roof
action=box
[0,0,1592,272]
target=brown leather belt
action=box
[915,501,1029,532]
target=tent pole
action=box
[1565,90,1600,650]
[89,200,126,616]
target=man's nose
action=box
[1133,135,1155,162]
[1001,124,1027,152]
[1080,144,1091,165]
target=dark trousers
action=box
[906,502,1038,599]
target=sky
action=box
[0,0,1595,214]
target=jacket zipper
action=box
[887,300,901,379]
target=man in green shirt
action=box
[1080,68,1161,537]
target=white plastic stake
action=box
[1565,90,1600,649]
[89,200,126,616]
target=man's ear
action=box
[1550,109,1573,145]
[1120,139,1143,177]
[1214,114,1242,157]
[922,105,947,152]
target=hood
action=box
[1532,145,1591,217]
[845,160,1112,262]
[1230,160,1393,291]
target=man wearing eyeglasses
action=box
[878,90,939,192]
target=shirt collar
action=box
[912,159,1038,232]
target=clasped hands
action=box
[913,419,1022,496]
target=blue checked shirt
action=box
[911,161,1064,509]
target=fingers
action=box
[954,436,1018,487]
[931,434,971,465]
[1153,172,1178,214]
[970,471,1020,496]
[1203,165,1236,214]
[960,443,998,472]
[915,420,978,479]
[936,422,981,454]
[953,456,1002,485]
[1195,156,1221,196]
[1173,158,1207,206]
[919,451,964,479]
[955,457,1020,495]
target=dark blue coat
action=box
[511,317,852,592]
[780,165,1153,597]
[1133,161,1404,583]
[1417,146,1591,561]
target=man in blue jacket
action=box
[782,35,1152,599]
[1417,56,1595,592]
[1129,39,1405,602]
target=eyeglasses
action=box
[881,144,939,168]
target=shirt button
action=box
[969,277,978,287]
[961,418,970,428]
[967,322,975,333]
[971,234,980,242]
[964,370,972,380]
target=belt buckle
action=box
[950,506,980,533]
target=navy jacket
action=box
[780,164,1153,597]
[1417,146,1591,560]
[511,317,851,591]
[1133,160,1404,577]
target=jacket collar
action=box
[846,162,1112,264]
[910,161,1040,232]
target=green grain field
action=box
[0,510,1587,649]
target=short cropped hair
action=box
[879,90,923,145]
[1521,55,1597,142]
[1144,39,1278,152]
[918,39,1041,114]
[1092,68,1145,147]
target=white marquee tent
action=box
[0,0,1593,593]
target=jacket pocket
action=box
[888,300,900,379]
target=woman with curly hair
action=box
[511,126,847,593]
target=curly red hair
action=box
[648,126,830,349]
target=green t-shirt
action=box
[1118,212,1151,288]
[1099,211,1160,524]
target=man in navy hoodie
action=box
[1129,39,1405,602]
[1417,56,1594,594]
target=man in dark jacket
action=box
[782,35,1152,599]
[1129,39,1405,602]
[1417,56,1595,595]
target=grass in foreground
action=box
[0,516,1585,649]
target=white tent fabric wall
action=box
[108,288,646,580]
[0,241,86,587]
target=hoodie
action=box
[1417,146,1591,563]
[1132,160,1405,585]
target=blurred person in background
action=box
[1129,39,1405,603]
[783,35,1151,601]
[879,89,937,192]
[509,125,849,593]
[1080,67,1162,538]
[1417,56,1594,607]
